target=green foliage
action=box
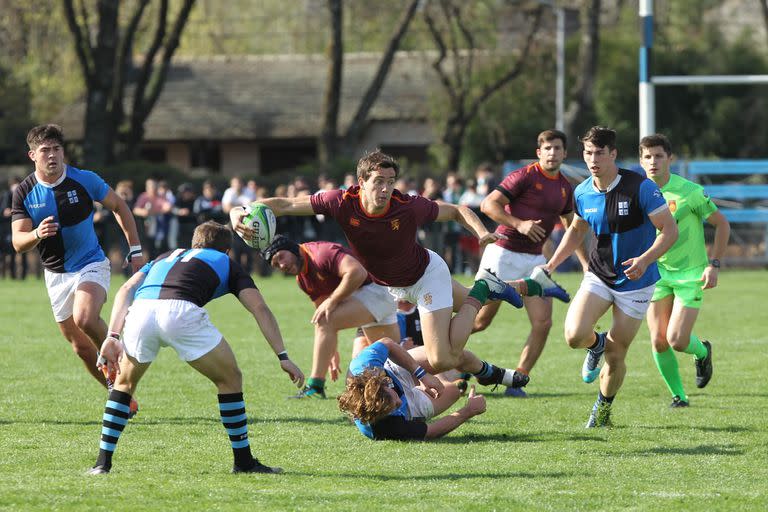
[0,67,33,164]
[0,271,767,510]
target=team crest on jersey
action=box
[350,217,360,227]
[391,219,400,231]
[668,199,677,213]
[535,183,543,190]
[561,188,566,199]
[423,293,432,305]
[618,201,629,216]
[67,190,79,204]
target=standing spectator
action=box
[193,180,224,224]
[1,176,26,279]
[173,183,198,249]
[133,178,172,260]
[458,180,485,274]
[420,177,444,254]
[442,173,464,274]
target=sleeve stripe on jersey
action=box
[494,185,515,203]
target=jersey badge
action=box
[618,201,629,216]
[67,190,79,204]
[535,183,543,190]
[391,219,400,231]
[350,217,360,227]
[668,199,677,213]
[423,293,432,305]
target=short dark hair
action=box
[191,221,232,252]
[27,124,64,150]
[580,126,617,151]
[356,149,400,181]
[537,129,567,149]
[639,133,673,157]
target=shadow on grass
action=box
[635,424,754,434]
[436,431,607,444]
[482,391,591,401]
[633,444,744,456]
[288,470,575,481]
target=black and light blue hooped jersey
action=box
[574,169,667,291]
[11,165,109,273]
[134,248,257,307]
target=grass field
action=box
[1,270,767,511]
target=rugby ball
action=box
[241,203,277,250]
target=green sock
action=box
[683,334,708,360]
[469,280,490,304]
[653,348,687,401]
[307,377,325,390]
[522,278,542,297]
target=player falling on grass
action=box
[639,134,729,408]
[538,126,678,427]
[11,124,144,414]
[262,235,400,398]
[262,235,547,398]
[338,338,487,440]
[88,221,304,475]
[232,150,564,391]
[475,129,587,398]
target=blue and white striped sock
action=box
[473,361,494,380]
[218,392,254,469]
[95,389,132,469]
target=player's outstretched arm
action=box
[237,288,305,387]
[311,255,368,324]
[101,188,145,273]
[378,338,443,397]
[435,201,505,247]
[424,385,486,440]
[107,270,146,337]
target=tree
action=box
[760,0,768,49]
[317,0,421,167]
[563,0,601,147]
[423,0,544,171]
[62,0,196,166]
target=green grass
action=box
[1,270,767,511]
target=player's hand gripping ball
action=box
[240,203,277,250]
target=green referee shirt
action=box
[656,174,718,273]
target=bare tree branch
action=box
[423,5,457,103]
[760,0,768,49]
[111,0,151,132]
[466,6,543,122]
[343,0,420,146]
[564,0,601,144]
[131,0,169,120]
[62,0,94,85]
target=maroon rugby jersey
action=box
[297,241,371,301]
[310,187,439,287]
[494,162,574,254]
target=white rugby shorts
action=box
[122,299,223,363]
[44,258,111,322]
[476,243,545,281]
[354,283,398,328]
[384,359,435,420]
[387,250,453,314]
[577,271,656,320]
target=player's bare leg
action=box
[517,296,553,373]
[599,309,642,398]
[72,282,108,347]
[57,317,108,387]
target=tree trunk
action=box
[80,0,120,167]
[760,0,768,50]
[318,0,343,168]
[563,0,601,146]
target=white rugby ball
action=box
[241,203,277,250]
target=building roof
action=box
[57,52,438,141]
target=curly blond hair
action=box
[337,367,396,424]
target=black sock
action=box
[218,392,254,469]
[598,390,615,404]
[95,389,132,469]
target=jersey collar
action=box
[591,172,622,194]
[36,164,68,188]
